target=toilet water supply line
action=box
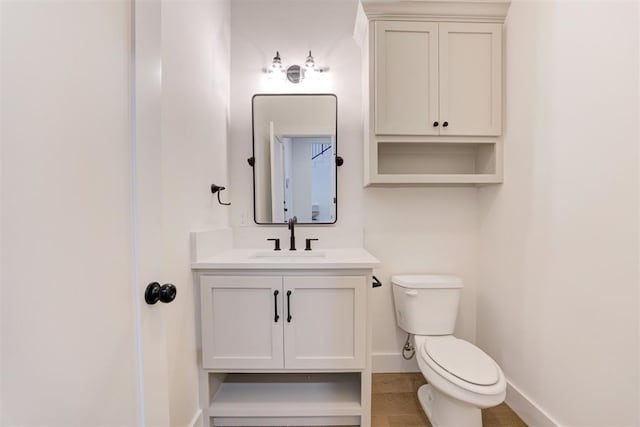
[402,332,416,360]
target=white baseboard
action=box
[372,352,419,373]
[189,408,203,427]
[506,380,560,427]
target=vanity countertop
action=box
[192,247,380,270]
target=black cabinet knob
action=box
[442,121,449,127]
[432,121,439,127]
[145,282,177,305]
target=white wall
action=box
[230,0,365,248]
[365,187,479,370]
[477,1,639,425]
[160,0,230,425]
[0,2,138,424]
[229,0,479,371]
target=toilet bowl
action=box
[414,335,506,426]
[391,274,506,427]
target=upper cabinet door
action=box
[283,276,366,370]
[375,21,439,135]
[200,276,284,370]
[439,23,502,136]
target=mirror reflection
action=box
[252,94,337,224]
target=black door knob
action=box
[160,283,177,303]
[432,121,439,127]
[442,121,449,127]
[145,282,177,305]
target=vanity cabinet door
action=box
[200,276,284,370]
[438,23,502,136]
[283,276,366,369]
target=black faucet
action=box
[288,216,298,251]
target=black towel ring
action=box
[210,184,231,206]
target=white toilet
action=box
[391,274,506,427]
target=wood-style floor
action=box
[371,373,527,427]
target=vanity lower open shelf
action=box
[209,372,362,426]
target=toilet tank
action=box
[391,274,463,335]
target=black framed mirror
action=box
[251,94,338,224]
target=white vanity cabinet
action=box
[192,246,380,427]
[359,0,510,185]
[200,275,366,370]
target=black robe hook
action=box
[211,184,231,206]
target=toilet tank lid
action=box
[391,274,463,289]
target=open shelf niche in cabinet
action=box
[375,139,502,184]
[208,372,362,426]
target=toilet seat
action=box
[416,335,506,397]
[423,336,499,386]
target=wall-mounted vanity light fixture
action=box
[265,51,328,84]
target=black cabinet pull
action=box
[432,121,439,127]
[273,290,280,322]
[286,290,292,322]
[442,121,449,127]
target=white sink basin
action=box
[250,250,326,259]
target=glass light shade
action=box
[305,51,315,69]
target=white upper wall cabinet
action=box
[374,21,502,137]
[357,0,510,185]
[439,23,502,136]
